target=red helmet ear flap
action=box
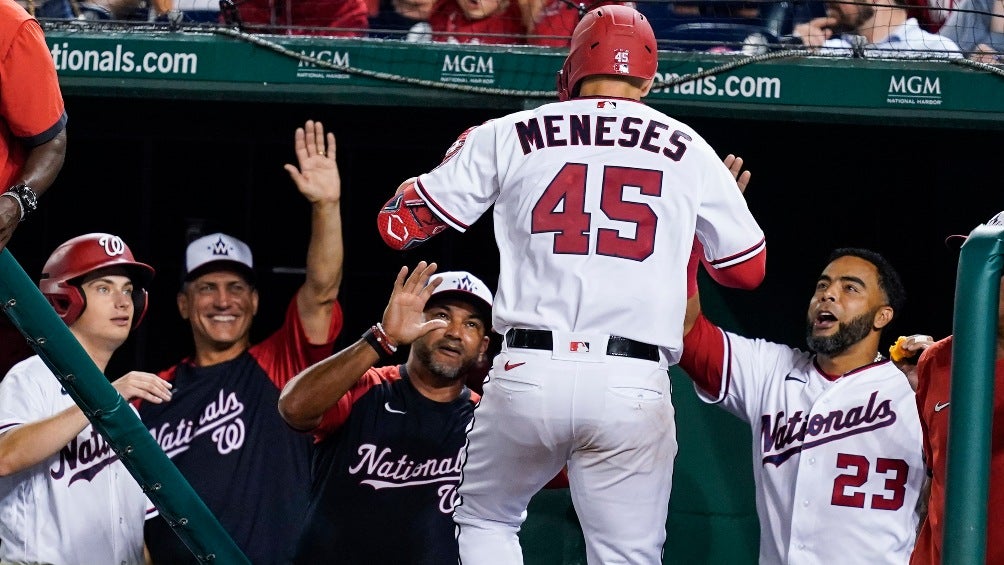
[41,280,86,326]
[556,59,571,101]
[132,288,149,328]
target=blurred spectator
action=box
[368,0,435,38]
[794,0,963,58]
[74,0,148,20]
[149,0,221,23]
[15,0,73,18]
[523,0,628,47]
[939,0,1003,61]
[409,0,525,44]
[236,0,369,35]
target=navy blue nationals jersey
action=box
[138,297,342,565]
[291,364,479,564]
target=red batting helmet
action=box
[39,233,155,328]
[556,5,658,102]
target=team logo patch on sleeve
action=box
[441,126,476,163]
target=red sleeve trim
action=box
[679,313,728,400]
[414,178,469,231]
[704,244,766,290]
[707,237,765,268]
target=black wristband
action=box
[362,327,394,362]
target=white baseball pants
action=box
[455,341,677,565]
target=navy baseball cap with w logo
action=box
[184,232,256,283]
[428,271,493,319]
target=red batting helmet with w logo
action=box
[39,233,155,328]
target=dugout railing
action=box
[943,222,1004,564]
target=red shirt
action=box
[527,0,626,47]
[428,0,525,44]
[0,0,67,190]
[911,336,1004,565]
[237,0,370,36]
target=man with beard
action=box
[792,0,962,58]
[278,261,492,564]
[679,247,925,563]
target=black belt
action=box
[506,329,660,362]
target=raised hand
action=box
[723,154,751,194]
[284,120,341,205]
[380,261,446,346]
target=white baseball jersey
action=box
[695,332,924,564]
[0,356,147,565]
[417,97,765,363]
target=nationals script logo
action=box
[760,391,897,466]
[50,426,120,485]
[349,444,464,514]
[149,389,246,457]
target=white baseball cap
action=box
[184,232,255,282]
[428,271,493,318]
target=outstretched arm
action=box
[678,153,756,395]
[0,371,170,476]
[285,120,344,345]
[279,261,447,431]
[698,154,766,290]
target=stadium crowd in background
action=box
[23,0,1004,61]
[136,119,345,564]
[793,0,963,57]
[939,0,1004,62]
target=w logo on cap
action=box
[455,275,475,292]
[97,235,127,257]
[210,237,234,256]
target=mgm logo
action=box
[296,50,351,80]
[441,54,495,85]
[886,75,943,106]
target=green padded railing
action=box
[942,224,1004,565]
[0,248,248,564]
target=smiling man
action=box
[680,247,925,564]
[137,120,345,564]
[278,262,490,564]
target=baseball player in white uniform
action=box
[376,6,766,563]
[680,246,924,564]
[0,233,173,565]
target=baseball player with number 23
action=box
[376,5,766,563]
[682,240,925,563]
